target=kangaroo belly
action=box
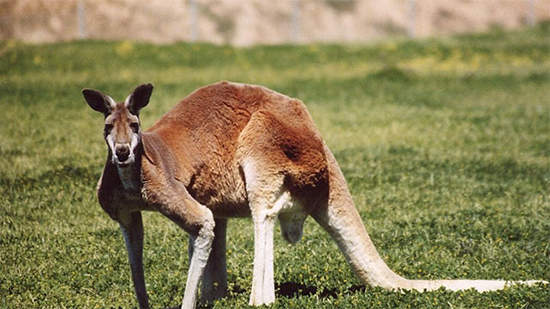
[185,163,251,218]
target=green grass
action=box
[1,23,549,308]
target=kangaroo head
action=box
[83,84,153,167]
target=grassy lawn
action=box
[1,23,549,308]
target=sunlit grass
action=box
[1,23,549,308]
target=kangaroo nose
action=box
[115,145,130,162]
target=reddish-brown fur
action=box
[84,81,546,309]
[142,81,328,219]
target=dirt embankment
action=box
[1,0,549,45]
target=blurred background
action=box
[1,0,549,46]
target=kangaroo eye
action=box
[104,124,113,134]
[130,122,140,133]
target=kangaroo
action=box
[83,81,545,308]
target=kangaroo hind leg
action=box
[238,110,321,305]
[241,158,290,306]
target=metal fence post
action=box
[408,0,416,38]
[77,0,87,39]
[527,0,536,26]
[292,0,301,43]
[189,0,198,42]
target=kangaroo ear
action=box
[82,89,115,116]
[126,83,154,115]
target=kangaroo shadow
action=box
[276,282,366,299]
[163,282,366,308]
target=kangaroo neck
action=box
[116,144,143,193]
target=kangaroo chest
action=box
[114,165,155,212]
[118,165,141,192]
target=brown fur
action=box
[84,81,545,309]
[143,81,328,219]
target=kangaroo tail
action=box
[311,144,547,292]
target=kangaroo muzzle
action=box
[115,144,131,162]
